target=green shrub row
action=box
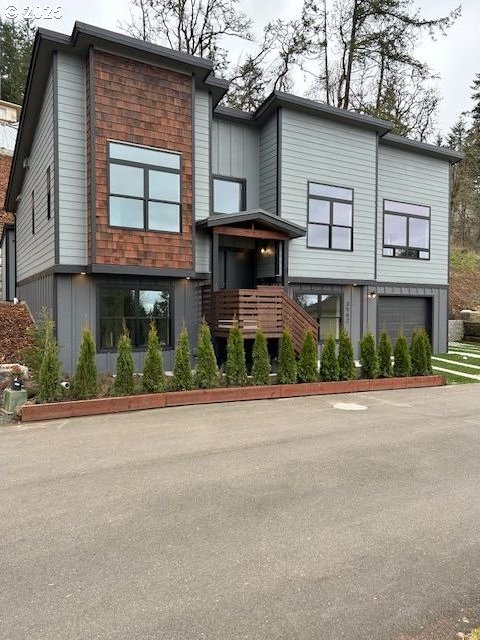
[28,311,433,402]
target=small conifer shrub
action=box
[172,328,193,391]
[297,330,318,383]
[393,334,411,377]
[37,320,62,404]
[251,329,271,385]
[277,328,297,384]
[225,324,248,386]
[113,330,135,396]
[71,327,99,399]
[378,331,393,378]
[338,328,356,381]
[359,332,379,379]
[319,335,339,382]
[410,329,431,376]
[194,322,219,389]
[142,323,165,393]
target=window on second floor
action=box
[382,200,430,260]
[307,183,353,251]
[46,166,51,220]
[108,142,181,233]
[213,177,245,214]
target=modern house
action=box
[4,23,463,373]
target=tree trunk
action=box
[343,0,360,109]
[323,0,330,104]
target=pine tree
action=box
[410,329,430,376]
[251,329,271,386]
[172,328,193,391]
[142,323,165,393]
[113,331,135,396]
[36,320,62,404]
[225,325,248,387]
[393,334,411,377]
[277,328,297,384]
[359,332,379,379]
[20,307,54,382]
[423,331,433,375]
[319,335,339,382]
[194,322,219,389]
[338,328,356,381]
[378,331,393,378]
[297,330,318,383]
[0,18,35,104]
[71,327,99,399]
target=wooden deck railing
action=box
[202,286,318,353]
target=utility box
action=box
[2,389,28,415]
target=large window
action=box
[108,142,181,233]
[99,287,171,350]
[295,293,341,340]
[308,183,353,251]
[213,177,245,214]
[383,199,430,260]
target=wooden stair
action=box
[202,286,318,353]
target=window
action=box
[99,287,171,350]
[213,177,245,214]
[295,293,341,340]
[31,190,35,235]
[383,200,430,260]
[308,183,353,251]
[108,142,181,232]
[46,166,51,220]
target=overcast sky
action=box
[1,0,478,136]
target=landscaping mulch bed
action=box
[0,302,34,365]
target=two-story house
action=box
[4,23,462,373]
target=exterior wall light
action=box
[368,291,377,299]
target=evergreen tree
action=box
[225,325,248,387]
[194,322,219,389]
[277,328,297,384]
[338,328,356,381]
[251,329,271,385]
[378,331,393,378]
[172,328,193,391]
[142,323,165,392]
[71,328,99,399]
[359,332,379,379]
[319,335,339,382]
[423,331,433,375]
[393,334,411,377]
[226,55,267,111]
[297,330,318,383]
[0,18,35,104]
[37,321,62,404]
[20,307,55,382]
[113,331,135,396]
[410,329,430,376]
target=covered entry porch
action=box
[197,210,318,352]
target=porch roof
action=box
[196,209,306,239]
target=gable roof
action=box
[196,209,306,239]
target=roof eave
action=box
[380,133,464,163]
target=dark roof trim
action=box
[196,209,306,239]
[5,22,229,211]
[214,91,393,134]
[380,133,464,164]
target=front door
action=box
[219,248,255,289]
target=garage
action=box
[377,296,432,343]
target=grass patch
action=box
[435,370,479,384]
[438,353,480,365]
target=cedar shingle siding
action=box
[88,50,194,270]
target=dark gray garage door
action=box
[377,296,431,343]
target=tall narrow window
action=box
[46,166,51,220]
[382,200,430,259]
[307,183,353,251]
[108,142,181,232]
[31,190,35,235]
[213,177,245,214]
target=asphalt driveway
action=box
[1,385,479,640]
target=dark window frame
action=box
[382,198,431,261]
[294,290,343,342]
[307,181,354,252]
[46,166,51,220]
[212,175,247,215]
[31,190,35,235]
[97,285,173,352]
[107,141,182,234]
